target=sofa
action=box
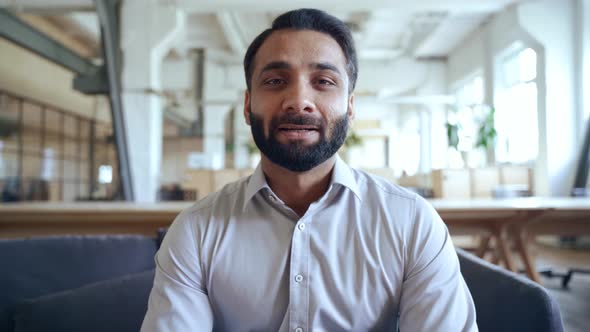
[0,235,158,332]
[0,233,563,332]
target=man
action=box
[141,8,477,331]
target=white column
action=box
[418,109,432,174]
[203,104,232,169]
[580,0,590,127]
[379,113,398,169]
[417,62,448,170]
[120,0,183,202]
[233,102,251,169]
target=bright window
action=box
[455,75,484,107]
[495,47,538,163]
[449,74,486,167]
[390,116,421,176]
[397,131,421,176]
[98,165,113,184]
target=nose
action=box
[282,80,315,113]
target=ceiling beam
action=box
[414,13,487,58]
[359,48,404,61]
[0,9,98,75]
[0,0,94,13]
[176,0,520,14]
[216,11,246,55]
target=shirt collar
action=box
[243,155,362,210]
[243,163,269,210]
[330,154,362,201]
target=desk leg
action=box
[491,244,501,265]
[514,225,541,283]
[493,225,516,272]
[476,235,491,259]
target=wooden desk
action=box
[0,202,191,238]
[431,198,590,283]
[431,199,546,278]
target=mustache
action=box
[271,113,325,128]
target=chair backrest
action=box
[457,249,563,332]
[0,235,157,332]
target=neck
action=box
[261,155,336,217]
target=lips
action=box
[277,124,319,132]
[275,123,319,141]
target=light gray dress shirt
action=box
[141,157,478,331]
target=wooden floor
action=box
[533,243,590,332]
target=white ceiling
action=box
[1,0,527,120]
[171,0,523,61]
[0,0,525,61]
[176,8,492,62]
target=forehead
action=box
[253,29,347,74]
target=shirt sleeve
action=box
[140,210,214,332]
[398,197,478,332]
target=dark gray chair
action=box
[457,248,564,332]
[12,270,155,332]
[0,235,157,332]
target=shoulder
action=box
[350,168,443,234]
[351,168,419,203]
[171,176,249,229]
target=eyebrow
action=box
[258,61,291,79]
[311,62,342,76]
[257,61,343,79]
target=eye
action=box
[316,78,336,86]
[263,78,286,86]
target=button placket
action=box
[289,217,310,331]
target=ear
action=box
[243,90,251,126]
[347,93,355,122]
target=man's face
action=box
[244,29,354,172]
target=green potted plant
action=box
[344,131,363,148]
[445,105,497,167]
[475,107,497,150]
[445,122,460,151]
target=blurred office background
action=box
[0,0,588,204]
[1,1,589,330]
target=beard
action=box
[249,110,349,172]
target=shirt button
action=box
[295,328,303,332]
[298,223,305,231]
[295,274,304,283]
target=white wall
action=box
[356,57,429,96]
[447,0,582,196]
[203,59,244,103]
[448,27,486,85]
[518,0,577,196]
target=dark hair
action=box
[243,8,358,93]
